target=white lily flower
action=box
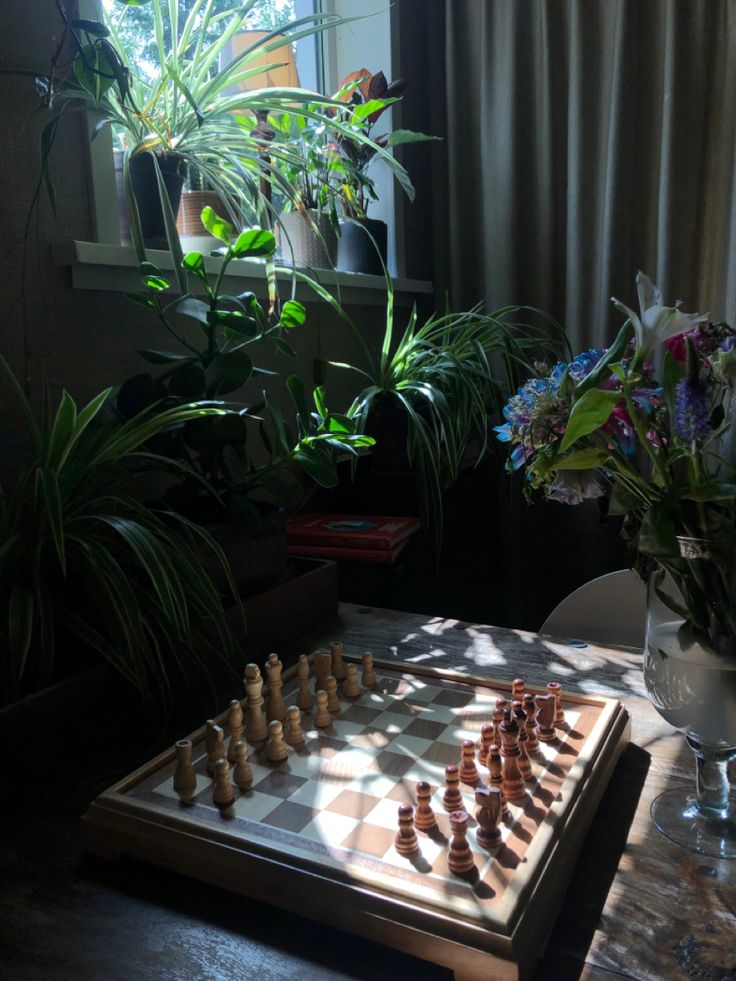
[611,272,708,356]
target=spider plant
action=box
[281,260,568,554]
[0,356,240,707]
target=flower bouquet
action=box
[496,272,736,857]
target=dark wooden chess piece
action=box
[500,709,526,802]
[443,764,463,811]
[448,810,475,875]
[523,693,541,755]
[415,782,437,830]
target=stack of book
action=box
[286,514,420,565]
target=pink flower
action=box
[665,332,689,363]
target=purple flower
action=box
[674,377,710,446]
[548,469,608,506]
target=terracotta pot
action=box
[337,217,388,275]
[177,190,234,248]
[278,210,338,268]
[129,151,186,249]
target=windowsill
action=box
[51,241,433,307]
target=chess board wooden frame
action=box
[83,655,630,981]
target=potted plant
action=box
[0,357,239,710]
[331,69,439,274]
[494,271,736,858]
[177,165,236,251]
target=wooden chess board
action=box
[83,655,629,981]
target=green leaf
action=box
[124,292,156,311]
[231,228,276,258]
[167,67,205,127]
[138,350,195,365]
[324,413,355,435]
[559,389,620,452]
[550,448,610,470]
[280,300,306,329]
[8,586,34,686]
[683,484,736,501]
[139,261,170,292]
[200,206,233,245]
[45,389,77,470]
[204,352,253,396]
[264,390,290,456]
[115,0,152,5]
[286,375,309,435]
[295,446,338,487]
[176,297,210,323]
[637,509,679,559]
[271,337,297,358]
[36,468,66,574]
[73,42,116,102]
[150,153,187,295]
[608,480,640,516]
[71,19,110,37]
[182,251,208,285]
[386,129,442,146]
[313,385,328,418]
[575,321,635,395]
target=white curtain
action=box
[431,0,736,349]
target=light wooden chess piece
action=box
[173,739,197,798]
[415,781,437,831]
[267,719,288,763]
[547,681,565,727]
[285,705,305,747]
[493,697,508,745]
[330,640,346,681]
[213,758,234,806]
[207,724,226,775]
[232,740,252,790]
[325,674,341,715]
[443,764,463,811]
[523,693,541,755]
[512,678,525,702]
[500,710,526,802]
[475,786,503,849]
[244,663,268,743]
[296,655,314,711]
[448,810,475,875]
[361,651,377,688]
[227,699,244,763]
[460,739,479,785]
[342,662,361,698]
[513,701,534,782]
[313,650,332,695]
[314,690,332,728]
[395,804,420,856]
[535,694,557,742]
[205,720,218,758]
[478,723,493,766]
[487,743,510,817]
[265,653,288,723]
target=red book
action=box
[287,514,420,551]
[287,540,410,564]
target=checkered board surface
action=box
[115,659,607,926]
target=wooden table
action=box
[1,603,734,981]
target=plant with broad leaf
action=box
[0,356,239,707]
[120,207,374,523]
[496,271,736,660]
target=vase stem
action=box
[687,734,733,819]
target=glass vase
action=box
[643,558,736,858]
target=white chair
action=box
[539,569,647,648]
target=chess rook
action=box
[547,681,565,727]
[475,787,503,849]
[207,725,226,775]
[443,764,463,811]
[227,699,244,763]
[296,655,314,711]
[487,743,510,816]
[313,650,332,695]
[513,701,534,782]
[460,739,479,785]
[512,678,525,702]
[500,710,526,802]
[285,705,305,747]
[173,739,197,797]
[448,810,475,875]
[343,662,361,698]
[265,653,288,723]
[325,674,341,715]
[361,651,377,688]
[395,804,420,855]
[244,663,268,743]
[330,640,346,681]
[478,723,493,766]
[232,740,252,789]
[314,690,332,728]
[267,719,288,763]
[414,781,437,830]
[213,758,234,806]
[535,694,557,742]
[523,693,541,755]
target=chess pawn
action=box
[513,701,534,782]
[448,810,475,875]
[487,744,510,817]
[523,693,541,755]
[395,804,420,856]
[265,653,288,723]
[443,764,463,812]
[512,678,525,702]
[205,719,218,758]
[415,781,437,831]
[313,650,332,695]
[232,740,252,790]
[493,697,508,745]
[267,719,288,763]
[500,710,526,802]
[207,725,226,775]
[535,694,557,742]
[227,699,245,763]
[296,655,314,711]
[361,651,377,688]
[285,705,305,747]
[475,787,503,850]
[547,681,565,727]
[460,739,479,785]
[342,662,361,698]
[213,758,234,807]
[244,663,268,743]
[478,723,493,766]
[330,640,346,681]
[325,674,341,715]
[314,690,332,728]
[173,739,197,798]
